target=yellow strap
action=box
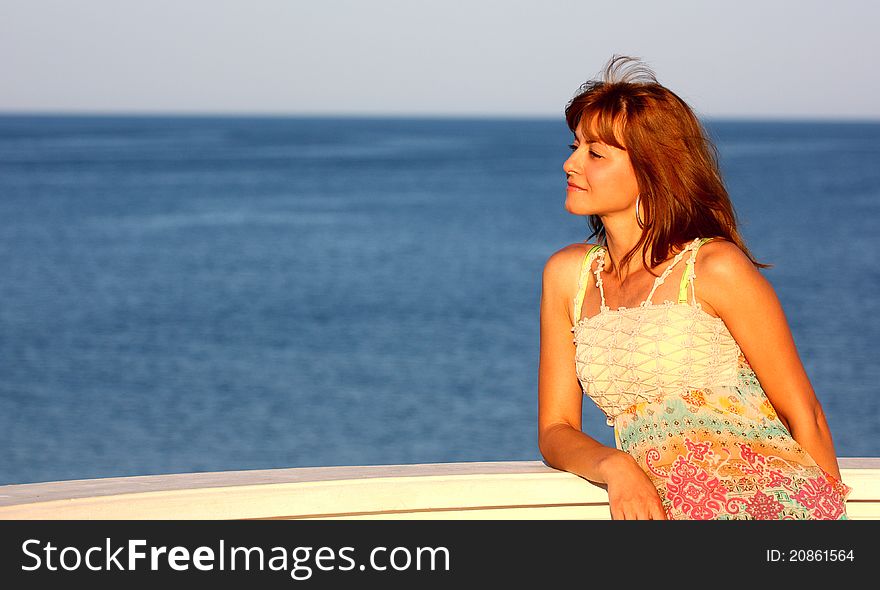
[573,245,603,324]
[677,237,714,304]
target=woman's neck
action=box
[602,218,651,281]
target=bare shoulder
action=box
[543,242,598,286]
[697,238,760,280]
[696,238,767,315]
[542,243,599,316]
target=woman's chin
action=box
[565,200,596,217]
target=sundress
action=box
[570,236,853,520]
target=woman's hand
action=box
[599,452,668,520]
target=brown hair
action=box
[564,54,770,276]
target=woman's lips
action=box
[567,183,587,191]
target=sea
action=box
[0,114,878,485]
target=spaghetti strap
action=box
[643,237,703,306]
[572,244,603,329]
[677,237,716,305]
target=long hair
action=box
[564,54,770,275]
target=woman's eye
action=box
[568,144,602,158]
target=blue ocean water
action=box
[0,114,877,485]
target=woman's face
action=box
[563,121,640,217]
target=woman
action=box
[537,55,852,520]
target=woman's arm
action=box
[696,241,844,481]
[538,247,667,519]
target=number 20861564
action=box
[766,549,854,563]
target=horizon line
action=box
[1,110,879,124]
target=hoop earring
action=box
[635,193,645,229]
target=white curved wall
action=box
[0,459,876,520]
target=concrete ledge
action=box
[0,459,876,520]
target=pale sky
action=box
[2,0,878,120]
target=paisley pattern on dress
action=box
[571,237,852,520]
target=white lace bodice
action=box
[570,237,743,426]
